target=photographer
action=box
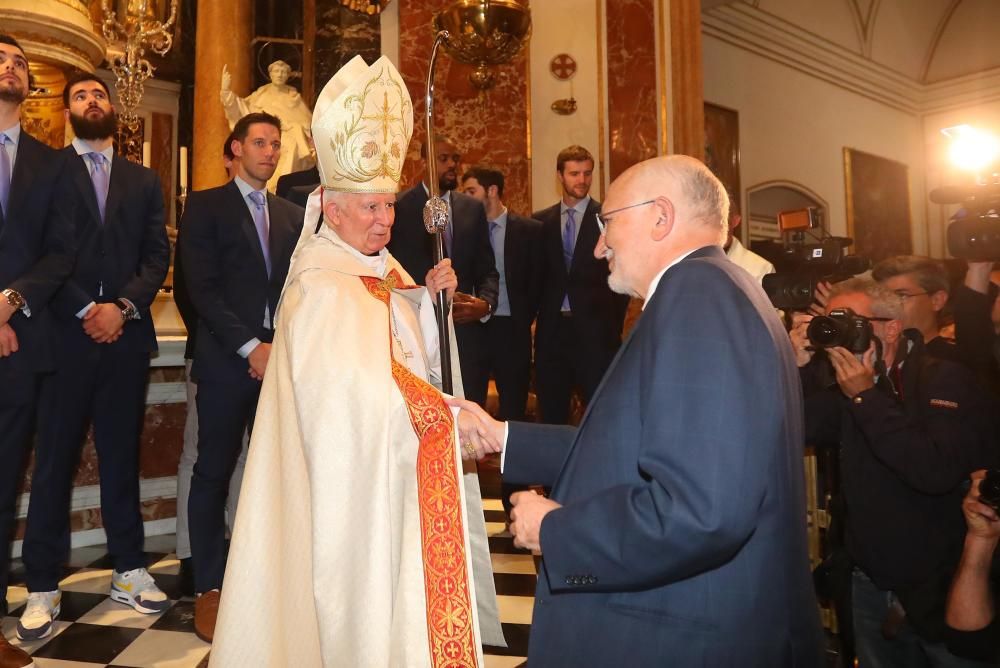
[945,470,1000,663]
[872,255,999,392]
[794,277,998,667]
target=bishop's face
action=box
[326,192,397,255]
[0,42,29,104]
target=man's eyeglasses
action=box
[893,290,929,300]
[596,199,656,235]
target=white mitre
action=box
[311,55,413,193]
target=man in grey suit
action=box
[452,155,822,666]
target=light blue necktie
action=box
[561,208,577,310]
[248,190,272,277]
[489,221,499,252]
[562,208,577,271]
[0,133,11,219]
[88,152,110,222]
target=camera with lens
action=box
[978,469,1000,512]
[760,236,871,310]
[806,307,874,354]
[930,181,1000,261]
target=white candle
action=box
[142,141,151,168]
[179,146,188,189]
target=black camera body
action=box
[930,182,1000,261]
[807,307,874,353]
[760,237,871,310]
[978,469,1000,511]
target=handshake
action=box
[447,397,505,460]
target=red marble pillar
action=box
[606,0,659,181]
[397,1,532,215]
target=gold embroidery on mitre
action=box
[327,66,412,190]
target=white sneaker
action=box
[16,590,60,640]
[110,567,171,614]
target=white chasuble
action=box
[210,225,504,667]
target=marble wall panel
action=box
[19,373,187,492]
[398,1,531,216]
[314,1,382,103]
[606,0,658,181]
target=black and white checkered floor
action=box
[2,496,532,667]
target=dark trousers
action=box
[535,313,610,424]
[189,373,261,593]
[455,321,488,406]
[0,369,39,613]
[482,316,531,422]
[23,345,149,592]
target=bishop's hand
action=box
[425,259,457,305]
[447,396,504,459]
[221,64,232,93]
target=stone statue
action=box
[220,60,315,192]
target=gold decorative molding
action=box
[1,1,106,72]
[670,0,703,159]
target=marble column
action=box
[669,0,704,159]
[192,0,252,189]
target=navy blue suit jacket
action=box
[504,245,823,666]
[178,180,303,381]
[49,147,169,354]
[0,131,74,383]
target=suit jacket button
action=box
[565,577,574,586]
[589,576,597,584]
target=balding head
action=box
[596,155,729,299]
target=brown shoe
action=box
[0,634,32,668]
[194,589,221,643]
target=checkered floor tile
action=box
[3,499,532,667]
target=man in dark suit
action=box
[533,145,629,424]
[275,164,318,203]
[17,72,171,640]
[453,155,823,666]
[172,129,243,597]
[179,111,303,642]
[0,34,74,666]
[387,136,498,404]
[460,166,542,420]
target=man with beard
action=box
[388,136,499,405]
[0,34,74,666]
[16,71,170,641]
[178,112,303,641]
[532,145,629,424]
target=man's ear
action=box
[488,185,499,200]
[930,290,948,313]
[231,139,243,159]
[650,195,674,242]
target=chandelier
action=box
[340,0,392,15]
[100,0,179,130]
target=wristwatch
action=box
[114,298,138,321]
[2,289,25,311]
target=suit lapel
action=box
[569,200,600,276]
[229,181,267,274]
[7,132,42,222]
[103,155,128,226]
[72,152,102,227]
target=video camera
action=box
[930,181,1000,261]
[759,207,871,310]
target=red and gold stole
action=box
[361,271,479,668]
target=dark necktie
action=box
[88,152,110,222]
[489,221,499,251]
[248,190,272,277]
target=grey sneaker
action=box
[16,589,60,640]
[110,567,171,614]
